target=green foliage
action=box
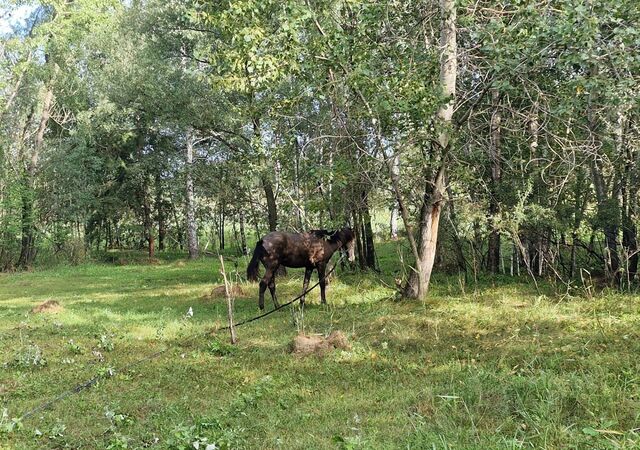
[2,0,637,279]
[206,339,237,357]
[0,409,22,435]
[10,343,47,369]
[97,333,115,352]
[66,339,84,355]
[164,377,276,449]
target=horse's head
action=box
[338,227,356,263]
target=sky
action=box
[0,4,37,36]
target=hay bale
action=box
[291,331,350,356]
[326,331,351,351]
[209,284,245,298]
[292,334,326,354]
[31,300,63,314]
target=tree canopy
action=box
[1,0,638,295]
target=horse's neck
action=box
[324,240,341,258]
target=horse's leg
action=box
[300,266,313,306]
[268,265,279,309]
[318,263,327,305]
[259,267,274,311]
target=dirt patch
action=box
[207,284,245,299]
[175,261,187,267]
[31,300,63,314]
[291,331,351,356]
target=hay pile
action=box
[291,331,351,356]
[207,284,245,299]
[31,300,63,314]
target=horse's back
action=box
[261,231,324,268]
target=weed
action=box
[97,333,115,351]
[47,421,66,440]
[66,339,84,355]
[165,377,275,449]
[106,432,131,449]
[105,407,133,429]
[206,339,237,357]
[0,409,22,435]
[10,343,46,369]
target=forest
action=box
[1,0,639,448]
[0,0,637,291]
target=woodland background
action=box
[1,0,639,295]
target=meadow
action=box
[1,243,639,449]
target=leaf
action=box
[582,427,599,436]
[595,429,624,435]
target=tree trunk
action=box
[239,209,248,255]
[487,89,502,274]
[620,110,638,283]
[219,204,225,251]
[294,135,305,229]
[148,233,155,259]
[446,185,467,275]
[588,69,620,282]
[17,181,36,267]
[352,209,366,270]
[361,191,376,269]
[622,217,638,282]
[252,117,278,232]
[390,154,400,240]
[185,132,199,259]
[18,71,56,268]
[570,169,587,278]
[403,0,456,299]
[156,174,166,251]
[142,187,154,260]
[404,167,447,298]
[390,202,399,240]
[262,176,278,231]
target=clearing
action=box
[1,249,639,449]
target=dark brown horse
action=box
[246,228,356,310]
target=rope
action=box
[20,349,167,420]
[219,255,343,330]
[18,255,344,421]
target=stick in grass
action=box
[219,255,237,344]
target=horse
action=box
[246,227,356,310]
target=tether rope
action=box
[18,255,344,420]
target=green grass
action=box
[1,242,639,449]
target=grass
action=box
[0,241,639,449]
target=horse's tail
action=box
[246,240,264,282]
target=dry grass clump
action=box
[291,331,351,356]
[31,299,63,314]
[207,284,245,299]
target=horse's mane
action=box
[309,228,353,244]
[309,229,333,239]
